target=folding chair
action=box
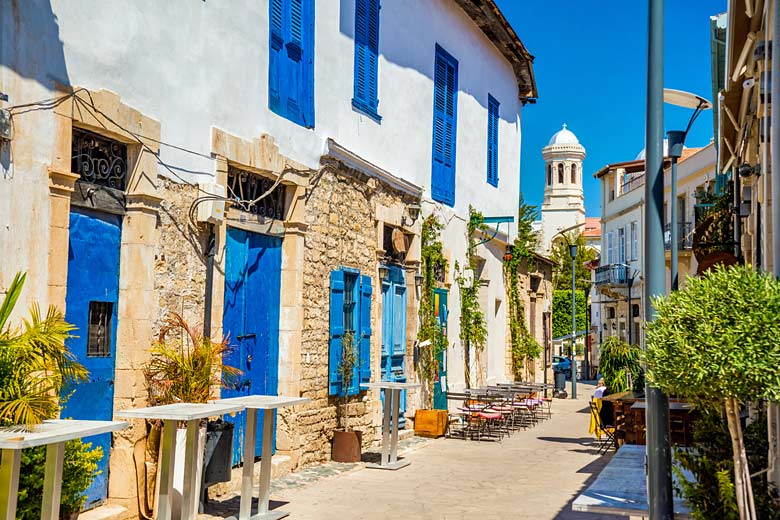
[589,401,617,454]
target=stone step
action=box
[77,505,129,520]
[208,454,292,499]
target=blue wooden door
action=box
[222,227,282,465]
[381,266,407,426]
[433,289,448,410]
[61,207,122,509]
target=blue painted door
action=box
[381,266,407,426]
[222,227,282,465]
[61,207,122,509]
[433,289,448,410]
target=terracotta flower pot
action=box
[331,429,362,463]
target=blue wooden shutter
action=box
[352,0,380,118]
[487,95,499,186]
[358,274,373,387]
[268,0,314,128]
[329,270,345,396]
[431,45,458,206]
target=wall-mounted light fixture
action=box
[401,203,421,227]
[378,265,390,280]
[414,271,424,289]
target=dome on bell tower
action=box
[547,123,580,146]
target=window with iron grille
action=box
[88,301,113,357]
[71,128,128,191]
[227,166,287,220]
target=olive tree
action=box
[645,264,780,520]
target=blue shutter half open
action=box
[329,270,345,396]
[358,274,373,387]
[352,0,381,120]
[487,94,499,187]
[268,0,315,128]
[431,44,458,207]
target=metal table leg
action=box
[390,389,400,464]
[0,448,20,520]
[157,419,177,520]
[238,408,258,520]
[255,409,287,520]
[41,442,65,520]
[181,420,201,519]
[368,388,410,470]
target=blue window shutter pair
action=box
[431,44,458,207]
[352,0,381,120]
[329,270,373,396]
[487,95,500,187]
[268,0,315,127]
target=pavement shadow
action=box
[553,456,623,520]
[537,436,607,456]
[203,496,289,517]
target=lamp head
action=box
[569,243,578,260]
[666,130,686,159]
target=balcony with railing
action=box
[595,263,629,286]
[663,222,693,251]
[619,173,645,196]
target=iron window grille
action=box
[72,128,128,191]
[227,166,287,219]
[87,301,113,357]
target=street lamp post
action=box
[664,89,712,291]
[569,243,578,399]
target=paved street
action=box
[203,382,622,520]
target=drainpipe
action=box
[769,0,780,494]
[203,224,216,338]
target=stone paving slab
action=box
[201,383,623,520]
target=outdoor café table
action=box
[360,381,421,470]
[116,402,243,520]
[572,444,692,518]
[211,395,310,520]
[0,419,128,520]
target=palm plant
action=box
[0,272,85,429]
[143,313,241,405]
[598,336,643,395]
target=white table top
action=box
[361,382,421,390]
[0,420,128,449]
[116,402,244,421]
[572,445,692,517]
[212,395,311,410]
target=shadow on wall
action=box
[2,0,71,92]
[337,0,520,124]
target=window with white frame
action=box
[618,228,626,264]
[630,221,638,260]
[606,231,615,264]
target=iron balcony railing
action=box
[595,264,629,286]
[619,173,645,197]
[663,222,693,250]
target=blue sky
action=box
[495,0,727,217]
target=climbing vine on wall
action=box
[503,199,542,380]
[416,215,448,409]
[456,206,488,388]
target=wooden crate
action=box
[413,409,448,438]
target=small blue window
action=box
[352,0,381,121]
[487,95,499,187]
[329,269,372,396]
[268,0,315,128]
[431,44,458,207]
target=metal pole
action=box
[570,248,577,399]
[769,0,780,493]
[627,276,633,346]
[645,0,674,517]
[670,158,679,290]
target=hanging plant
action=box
[457,207,488,388]
[416,215,448,409]
[503,199,542,380]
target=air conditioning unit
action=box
[196,183,226,224]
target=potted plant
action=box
[413,215,449,437]
[143,313,240,516]
[645,264,780,520]
[331,330,362,462]
[0,272,103,520]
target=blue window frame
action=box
[269,0,315,128]
[487,94,499,187]
[431,44,458,207]
[329,269,372,396]
[352,0,381,121]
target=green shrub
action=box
[552,290,587,339]
[17,439,103,519]
[598,336,643,394]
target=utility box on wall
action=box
[196,183,226,223]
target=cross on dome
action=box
[547,123,580,146]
